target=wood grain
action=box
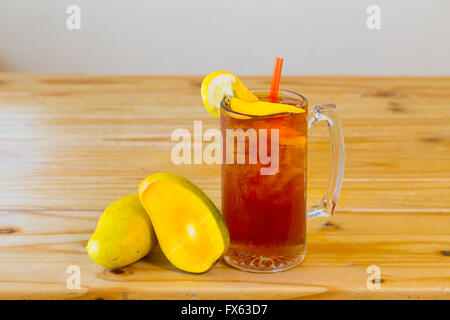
[0,74,449,299]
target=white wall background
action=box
[0,0,449,75]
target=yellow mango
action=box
[87,194,156,269]
[229,97,305,116]
[139,173,229,273]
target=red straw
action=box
[269,56,283,102]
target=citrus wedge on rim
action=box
[201,71,259,118]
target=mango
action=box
[229,97,305,116]
[87,194,157,269]
[139,173,229,273]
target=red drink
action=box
[221,90,307,272]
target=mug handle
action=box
[307,103,345,219]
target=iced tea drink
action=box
[221,89,308,272]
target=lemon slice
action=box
[201,71,258,118]
[229,97,305,116]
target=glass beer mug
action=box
[220,89,344,272]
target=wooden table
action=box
[0,74,449,300]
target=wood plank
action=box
[0,74,449,299]
[0,211,448,299]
